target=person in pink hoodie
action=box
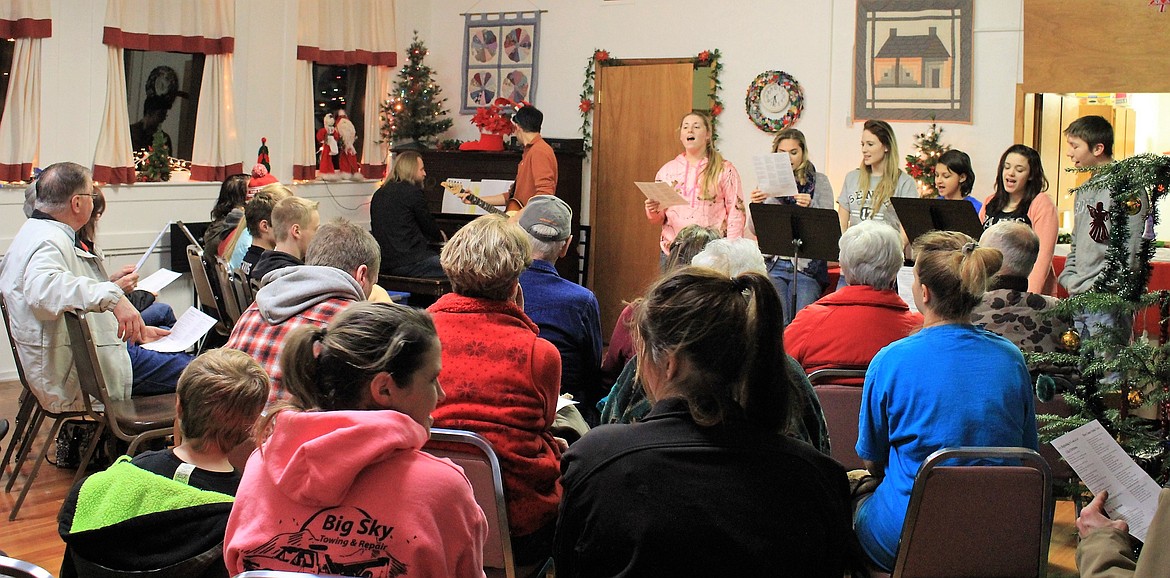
[224,302,487,578]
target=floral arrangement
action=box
[579,48,722,152]
[470,97,517,135]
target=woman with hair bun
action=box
[854,231,1038,572]
[556,267,856,576]
[224,302,487,577]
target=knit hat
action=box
[246,164,278,199]
[519,195,572,242]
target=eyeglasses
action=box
[75,192,100,199]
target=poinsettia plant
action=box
[470,97,516,135]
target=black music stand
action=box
[889,197,984,250]
[750,203,842,316]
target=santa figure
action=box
[316,113,339,181]
[335,109,361,180]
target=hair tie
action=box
[732,275,750,293]
[962,241,977,256]
[311,327,328,358]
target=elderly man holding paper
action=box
[0,163,190,412]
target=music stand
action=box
[889,197,984,250]
[750,203,842,317]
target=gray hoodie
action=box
[1058,183,1147,295]
[255,265,365,324]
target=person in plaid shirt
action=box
[226,218,379,403]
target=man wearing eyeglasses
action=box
[0,162,190,414]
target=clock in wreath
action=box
[746,70,804,133]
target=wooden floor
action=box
[0,379,1082,576]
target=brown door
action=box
[589,61,693,341]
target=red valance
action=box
[297,0,397,66]
[104,0,234,55]
[0,19,50,39]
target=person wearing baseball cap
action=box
[518,195,604,424]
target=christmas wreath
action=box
[744,71,803,133]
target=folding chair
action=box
[423,428,550,578]
[63,312,176,483]
[808,367,868,471]
[874,446,1053,578]
[0,555,54,578]
[213,256,244,326]
[0,295,90,521]
[186,244,230,340]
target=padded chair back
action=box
[423,428,515,578]
[0,555,54,578]
[891,447,1052,578]
[214,256,243,326]
[808,368,868,471]
[63,312,176,457]
[186,245,228,336]
[233,267,256,309]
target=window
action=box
[124,49,205,161]
[0,39,14,125]
[313,63,367,161]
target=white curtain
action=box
[93,46,135,185]
[190,53,242,181]
[293,60,317,181]
[0,38,41,182]
[361,65,394,179]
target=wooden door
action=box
[589,62,693,340]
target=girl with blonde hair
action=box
[837,119,916,234]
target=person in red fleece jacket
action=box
[224,302,487,578]
[785,220,922,382]
[429,214,563,568]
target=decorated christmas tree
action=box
[380,32,453,148]
[1031,153,1170,483]
[139,128,171,182]
[904,121,949,197]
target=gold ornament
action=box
[1060,328,1081,351]
[1125,197,1142,216]
[1128,389,1145,408]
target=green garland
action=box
[579,48,723,152]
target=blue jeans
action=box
[139,302,177,328]
[767,258,823,325]
[127,344,192,396]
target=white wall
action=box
[0,0,1025,381]
[414,0,1023,214]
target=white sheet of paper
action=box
[440,179,483,215]
[556,396,579,412]
[753,153,799,197]
[634,182,688,207]
[1052,420,1162,542]
[140,306,217,353]
[480,179,515,204]
[896,265,918,313]
[134,222,172,272]
[135,268,182,295]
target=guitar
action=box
[441,181,524,216]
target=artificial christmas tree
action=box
[138,128,171,182]
[904,121,950,198]
[380,32,453,149]
[1031,153,1170,484]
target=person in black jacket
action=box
[555,267,860,577]
[370,151,446,279]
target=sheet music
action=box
[896,266,918,313]
[135,268,182,295]
[753,153,799,197]
[134,221,172,271]
[1052,420,1162,542]
[634,182,688,207]
[140,307,217,353]
[441,179,482,215]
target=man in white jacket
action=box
[0,162,190,413]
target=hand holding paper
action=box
[635,182,688,207]
[140,307,217,353]
[753,153,799,198]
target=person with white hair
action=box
[785,220,922,379]
[972,221,1071,353]
[690,237,768,277]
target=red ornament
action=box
[710,103,723,116]
[697,50,711,63]
[594,50,609,63]
[579,99,593,113]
